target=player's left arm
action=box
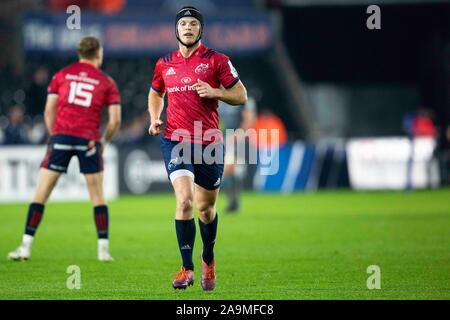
[101,78,122,147]
[45,71,61,134]
[44,94,59,134]
[195,79,247,106]
[101,104,122,145]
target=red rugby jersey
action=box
[151,44,239,144]
[47,62,121,141]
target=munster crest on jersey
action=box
[195,63,209,74]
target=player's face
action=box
[177,17,201,46]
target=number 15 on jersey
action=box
[68,81,94,107]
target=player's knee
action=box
[197,203,215,222]
[177,198,193,214]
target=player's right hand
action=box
[149,119,163,136]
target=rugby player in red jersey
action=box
[8,37,121,262]
[148,6,248,290]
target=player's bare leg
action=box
[172,175,195,289]
[85,172,106,207]
[33,168,62,203]
[85,172,113,262]
[173,176,195,220]
[8,168,61,261]
[195,184,219,291]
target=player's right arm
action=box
[101,78,122,150]
[148,88,165,136]
[148,59,166,136]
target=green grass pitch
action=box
[0,189,449,300]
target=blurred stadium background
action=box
[0,0,449,299]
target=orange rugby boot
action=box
[201,258,216,291]
[172,267,194,289]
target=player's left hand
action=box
[195,79,218,99]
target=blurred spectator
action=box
[26,66,49,116]
[402,108,437,139]
[251,108,287,149]
[219,95,257,213]
[28,116,47,144]
[402,111,415,139]
[3,105,29,144]
[403,107,438,190]
[435,123,450,185]
[412,108,437,138]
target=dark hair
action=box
[77,36,101,60]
